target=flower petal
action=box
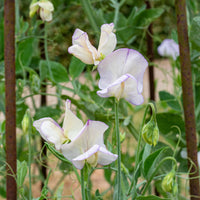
[40,8,52,21]
[62,99,84,140]
[33,118,65,150]
[61,120,108,162]
[97,74,144,105]
[72,145,100,169]
[98,23,116,57]
[38,1,54,11]
[97,146,118,165]
[98,48,148,93]
[68,29,97,64]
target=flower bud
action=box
[29,0,39,18]
[161,170,175,193]
[22,110,31,134]
[142,117,159,146]
[30,73,40,93]
[120,132,126,143]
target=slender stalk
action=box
[28,111,32,199]
[175,0,200,199]
[115,99,121,199]
[4,0,17,199]
[141,156,177,195]
[127,103,155,197]
[79,0,99,33]
[81,168,86,200]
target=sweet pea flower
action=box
[33,100,117,169]
[29,0,54,22]
[68,23,117,65]
[97,48,148,105]
[157,39,179,60]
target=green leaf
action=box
[131,8,164,29]
[191,16,200,51]
[69,56,85,79]
[156,113,185,135]
[143,147,167,180]
[16,38,35,73]
[39,60,69,82]
[136,195,170,200]
[17,160,28,187]
[159,91,181,111]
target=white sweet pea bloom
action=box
[29,0,54,22]
[157,39,179,60]
[33,100,117,169]
[68,23,117,65]
[97,48,148,105]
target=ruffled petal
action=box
[62,100,84,140]
[61,120,108,163]
[97,74,144,105]
[97,146,118,165]
[68,29,98,64]
[38,1,54,11]
[98,48,148,93]
[84,120,108,148]
[33,118,65,150]
[72,145,100,169]
[40,8,52,21]
[98,23,116,57]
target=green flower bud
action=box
[120,132,126,143]
[30,73,41,93]
[142,117,159,146]
[162,170,176,193]
[29,0,39,18]
[22,110,31,134]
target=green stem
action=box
[115,99,121,199]
[141,156,177,195]
[28,111,32,199]
[127,103,155,196]
[44,22,54,82]
[79,0,99,33]
[81,167,86,200]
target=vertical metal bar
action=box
[175,0,200,199]
[146,1,155,101]
[4,0,17,199]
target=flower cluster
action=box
[34,23,148,169]
[68,23,148,105]
[33,100,118,169]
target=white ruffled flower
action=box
[68,23,117,65]
[33,100,118,169]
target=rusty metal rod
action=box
[4,0,17,199]
[175,0,200,199]
[146,0,155,101]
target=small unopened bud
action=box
[120,132,126,143]
[29,0,39,18]
[30,74,40,93]
[22,110,31,134]
[162,170,176,193]
[142,117,159,146]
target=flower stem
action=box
[81,167,86,200]
[28,110,32,199]
[127,103,155,197]
[115,99,121,199]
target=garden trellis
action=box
[2,0,200,199]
